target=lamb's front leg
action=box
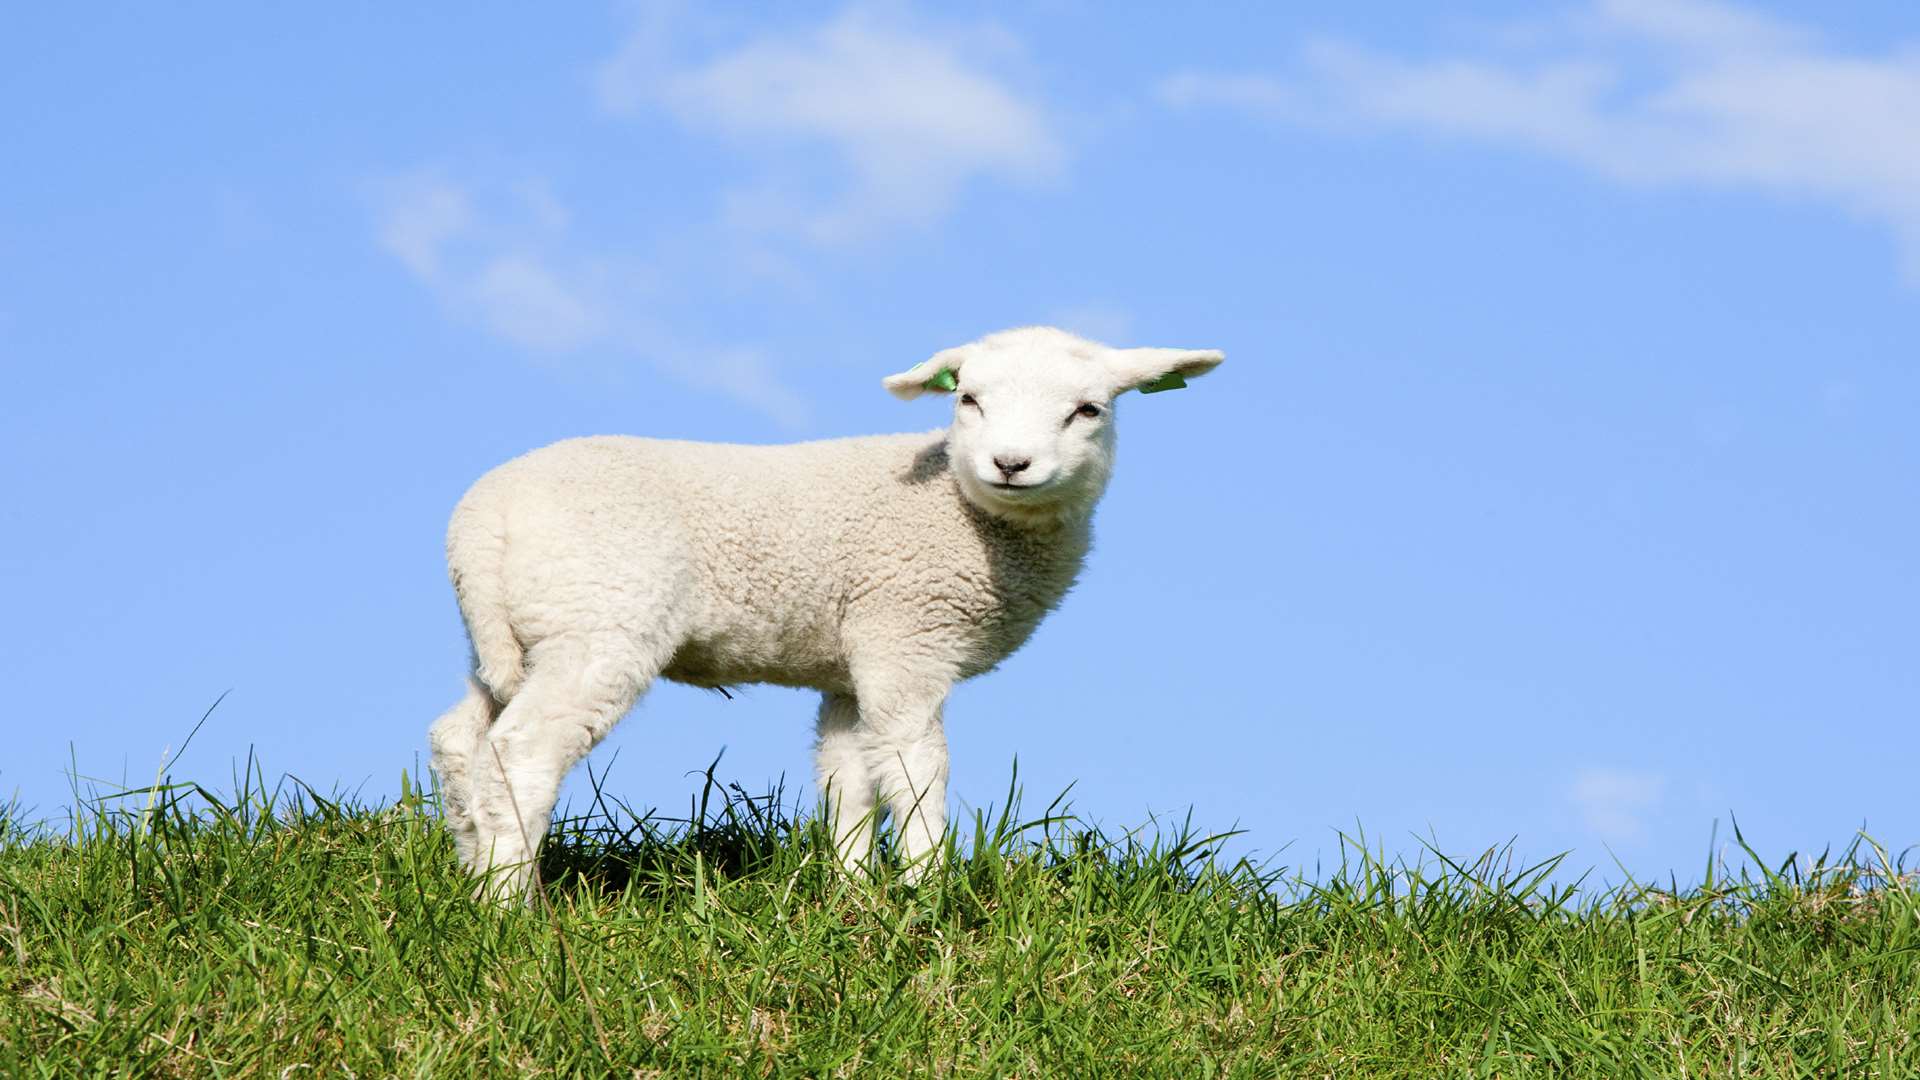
[814,692,879,873]
[852,668,952,881]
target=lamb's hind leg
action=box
[428,677,497,872]
[467,633,657,902]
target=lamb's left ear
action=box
[1106,347,1226,395]
[882,346,970,401]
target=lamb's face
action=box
[884,327,1225,526]
[942,340,1119,523]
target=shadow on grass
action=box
[534,756,805,898]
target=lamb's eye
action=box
[1074,403,1102,420]
[959,393,978,409]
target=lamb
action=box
[427,325,1225,899]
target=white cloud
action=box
[599,6,1064,242]
[472,256,603,353]
[375,6,1067,426]
[1569,767,1665,843]
[371,176,810,429]
[655,345,812,432]
[374,175,593,356]
[1159,0,1920,280]
[1580,0,1804,56]
[376,178,471,282]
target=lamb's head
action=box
[884,326,1224,526]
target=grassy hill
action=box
[2,769,1916,1077]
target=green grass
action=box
[2,765,1916,1078]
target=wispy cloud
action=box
[1160,0,1920,280]
[598,6,1065,243]
[469,256,604,354]
[376,179,470,282]
[1568,766,1666,843]
[372,174,809,429]
[374,6,1066,425]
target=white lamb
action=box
[427,326,1224,898]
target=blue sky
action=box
[4,1,1916,884]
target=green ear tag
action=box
[1137,371,1188,394]
[924,367,959,392]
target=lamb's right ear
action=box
[882,347,969,401]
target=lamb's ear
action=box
[882,346,969,401]
[1106,347,1225,396]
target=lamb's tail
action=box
[447,494,524,701]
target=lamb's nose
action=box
[994,456,1031,476]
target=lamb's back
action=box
[461,432,962,691]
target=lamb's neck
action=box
[964,495,1096,574]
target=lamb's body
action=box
[428,326,1221,900]
[432,432,1087,895]
[459,433,1087,697]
